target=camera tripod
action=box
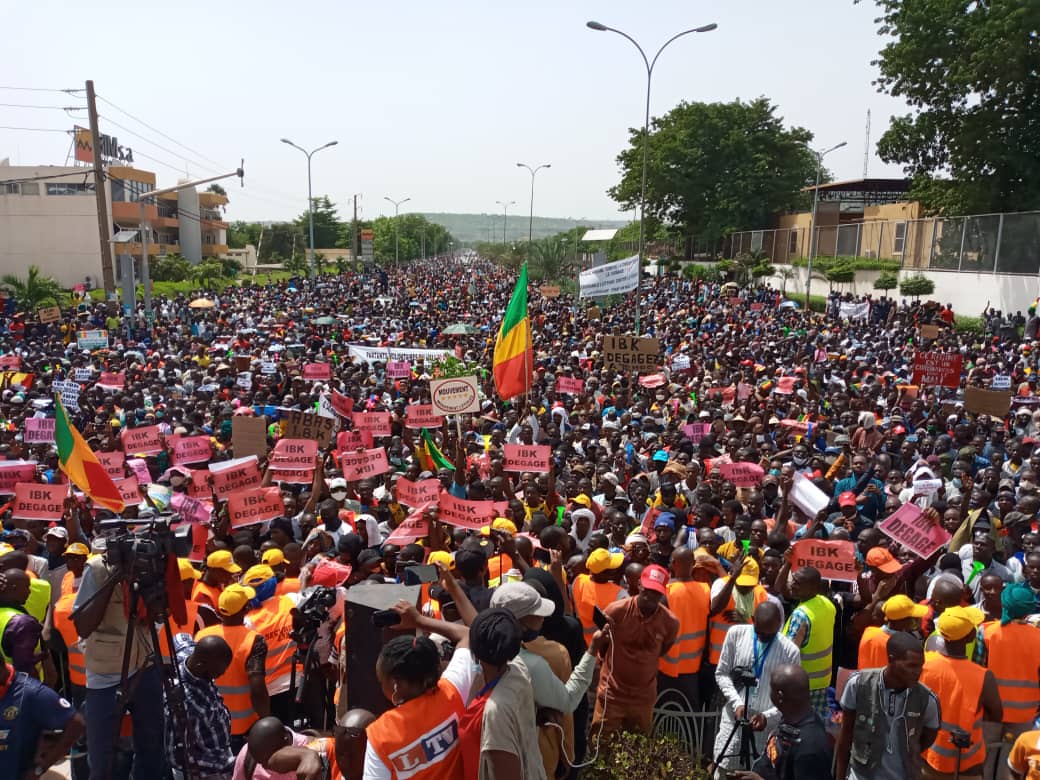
[287,633,325,730]
[714,674,760,774]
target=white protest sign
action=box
[579,255,639,298]
[54,380,80,411]
[789,471,830,518]
[991,375,1012,390]
[430,375,481,416]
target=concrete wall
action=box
[177,185,202,263]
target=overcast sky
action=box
[2,0,909,224]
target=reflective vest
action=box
[196,623,261,736]
[784,594,835,691]
[53,591,86,687]
[306,737,342,780]
[981,620,1040,724]
[0,605,42,679]
[658,580,710,676]
[157,599,200,665]
[572,575,622,645]
[921,651,986,773]
[60,570,77,597]
[246,595,295,695]
[708,585,768,665]
[25,579,50,624]
[857,625,894,671]
[275,577,300,597]
[192,579,222,609]
[487,554,515,588]
[366,678,465,780]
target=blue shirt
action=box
[832,475,885,521]
[0,667,76,776]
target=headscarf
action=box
[569,508,596,552]
[1001,582,1038,625]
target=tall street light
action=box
[804,141,848,309]
[280,138,337,277]
[586,19,716,335]
[384,196,411,266]
[496,200,516,243]
[516,163,551,252]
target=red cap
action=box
[838,491,858,508]
[866,547,902,574]
[310,559,352,588]
[640,564,669,594]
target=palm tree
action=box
[777,266,797,294]
[191,259,224,290]
[1,265,64,311]
[529,237,568,281]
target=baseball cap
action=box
[640,564,669,594]
[491,517,517,535]
[882,594,928,621]
[587,548,624,574]
[736,558,760,587]
[261,548,286,567]
[328,477,348,491]
[218,584,256,616]
[206,550,242,575]
[490,581,555,619]
[65,542,89,557]
[937,606,985,641]
[427,550,456,571]
[653,450,669,463]
[572,494,591,508]
[177,558,200,581]
[866,547,902,574]
[241,564,276,586]
[44,526,69,541]
[838,491,858,508]
[310,558,352,588]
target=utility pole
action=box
[85,80,115,297]
[353,195,360,266]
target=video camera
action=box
[99,517,192,611]
[291,586,336,648]
[730,665,758,690]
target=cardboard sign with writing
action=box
[12,482,66,520]
[911,352,963,388]
[386,361,412,379]
[683,423,710,443]
[38,306,61,324]
[964,387,1012,418]
[113,477,143,506]
[97,372,126,389]
[97,451,125,480]
[282,410,336,448]
[235,355,252,373]
[719,462,764,488]
[503,443,551,473]
[539,284,561,298]
[227,486,285,529]
[792,540,858,582]
[171,492,214,526]
[208,456,262,500]
[404,404,440,430]
[0,355,19,370]
[920,324,940,341]
[0,461,38,494]
[121,425,163,456]
[878,502,951,559]
[395,477,441,508]
[127,458,151,486]
[171,435,212,465]
[601,335,661,371]
[556,377,584,395]
[352,411,391,437]
[232,415,269,459]
[437,493,498,531]
[73,367,93,382]
[430,375,481,416]
[303,362,333,381]
[340,447,390,481]
[330,390,354,417]
[24,417,55,444]
[384,510,431,545]
[270,438,318,470]
[336,430,370,451]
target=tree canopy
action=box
[609,97,820,246]
[867,0,1040,214]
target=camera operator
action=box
[714,601,801,774]
[733,664,834,780]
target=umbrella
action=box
[779,300,800,309]
[442,323,479,335]
[188,298,215,309]
[314,316,335,325]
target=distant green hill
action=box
[420,212,629,245]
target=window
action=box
[21,182,39,195]
[789,229,799,254]
[109,177,149,202]
[46,182,94,196]
[1,183,19,195]
[893,222,907,254]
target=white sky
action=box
[2,0,908,224]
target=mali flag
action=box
[54,396,125,512]
[493,263,533,400]
[418,428,454,471]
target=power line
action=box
[0,126,70,133]
[0,102,85,111]
[97,114,220,176]
[0,169,98,185]
[0,86,77,94]
[96,95,224,169]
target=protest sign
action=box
[121,425,163,456]
[73,368,92,382]
[76,329,109,350]
[97,451,125,479]
[792,540,858,582]
[171,492,213,525]
[991,375,1012,390]
[749,302,764,312]
[24,417,55,444]
[430,376,481,416]
[270,439,318,470]
[330,390,354,417]
[186,469,210,499]
[234,355,252,373]
[387,361,412,379]
[261,360,277,375]
[404,404,441,430]
[208,456,262,499]
[236,372,253,390]
[271,468,313,485]
[878,502,951,559]
[232,415,268,459]
[317,394,336,420]
[336,430,369,451]
[839,301,870,320]
[578,255,639,298]
[788,471,830,518]
[97,372,125,389]
[345,344,450,365]
[175,521,209,563]
[395,477,441,507]
[340,447,390,481]
[671,354,691,372]
[538,285,561,298]
[556,377,584,395]
[737,382,753,401]
[227,487,284,529]
[638,373,667,389]
[38,306,61,324]
[303,363,332,381]
[12,483,66,520]
[127,458,151,486]
[683,423,710,443]
[54,380,80,412]
[964,387,1012,418]
[352,411,391,437]
[911,352,963,388]
[503,444,551,473]
[171,436,212,465]
[0,461,38,494]
[719,462,764,487]
[437,493,497,531]
[385,510,431,545]
[113,477,143,506]
[921,324,940,341]
[601,336,661,371]
[775,376,796,395]
[0,355,19,370]
[282,410,336,447]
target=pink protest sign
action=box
[97,451,125,479]
[330,390,354,417]
[340,448,390,481]
[404,404,440,430]
[113,477,143,506]
[127,458,152,486]
[303,363,333,381]
[270,438,318,470]
[556,377,584,395]
[24,418,55,444]
[12,483,66,520]
[97,372,126,389]
[683,423,710,443]
[387,361,412,379]
[208,456,262,500]
[336,430,370,451]
[121,425,163,456]
[352,411,391,437]
[171,436,212,465]
[503,444,552,473]
[384,509,431,545]
[0,355,20,370]
[171,492,214,524]
[878,502,951,559]
[437,493,497,531]
[0,461,38,494]
[719,462,764,487]
[395,477,441,507]
[227,487,284,529]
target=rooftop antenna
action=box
[863,109,871,178]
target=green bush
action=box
[825,264,856,284]
[585,731,706,780]
[790,255,901,272]
[751,263,775,278]
[899,274,935,298]
[874,270,899,291]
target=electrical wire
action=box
[0,102,84,111]
[97,115,218,176]
[0,126,71,134]
[96,95,224,169]
[0,86,78,94]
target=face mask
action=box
[769,468,781,477]
[792,456,808,467]
[331,490,347,500]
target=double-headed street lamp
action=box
[516,163,550,252]
[280,138,337,277]
[384,196,411,266]
[804,141,848,308]
[586,20,716,334]
[496,200,516,243]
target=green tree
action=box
[227,221,262,250]
[150,254,193,282]
[191,259,224,290]
[282,253,309,275]
[874,271,899,292]
[217,256,242,279]
[825,264,856,289]
[777,266,798,294]
[899,274,935,300]
[867,0,1040,214]
[295,196,341,249]
[529,237,569,282]
[1,265,64,311]
[609,98,820,246]
[206,183,228,197]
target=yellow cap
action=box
[241,564,276,586]
[177,558,200,581]
[936,606,985,641]
[218,584,256,616]
[587,548,624,575]
[427,550,455,571]
[572,494,592,508]
[491,517,517,535]
[882,594,929,621]
[0,543,13,556]
[735,558,760,587]
[206,550,242,575]
[66,542,90,557]
[261,548,286,567]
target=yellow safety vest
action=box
[785,594,835,691]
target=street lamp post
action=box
[496,200,516,243]
[804,141,848,309]
[586,19,716,335]
[516,163,551,250]
[384,196,411,266]
[280,138,338,277]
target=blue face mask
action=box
[769,468,782,476]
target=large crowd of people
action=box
[2,255,1040,780]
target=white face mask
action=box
[331,489,348,500]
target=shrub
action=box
[874,270,899,291]
[791,255,901,272]
[899,274,935,298]
[825,264,856,284]
[584,731,707,780]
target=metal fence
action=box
[726,210,1040,275]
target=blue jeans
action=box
[85,666,166,780]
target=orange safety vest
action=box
[192,579,222,609]
[708,585,768,665]
[52,591,85,688]
[981,620,1040,724]
[275,577,301,597]
[60,570,77,597]
[157,599,200,665]
[571,575,622,645]
[247,595,295,695]
[920,651,986,773]
[487,554,515,588]
[306,737,342,780]
[366,678,465,780]
[196,623,261,736]
[659,580,710,676]
[857,625,893,671]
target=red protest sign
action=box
[878,502,951,559]
[352,411,391,437]
[556,376,584,395]
[24,418,55,444]
[303,363,332,381]
[775,376,796,395]
[719,462,764,487]
[437,493,497,531]
[911,352,963,389]
[336,430,369,451]
[12,482,66,520]
[386,361,412,379]
[171,435,212,465]
[683,423,710,443]
[340,448,390,481]
[97,372,126,389]
[227,486,284,529]
[749,302,764,312]
[395,477,441,507]
[330,390,354,417]
[121,425,163,456]
[384,509,430,545]
[113,477,143,506]
[187,468,211,498]
[792,539,858,582]
[638,373,667,389]
[176,521,209,563]
[269,467,314,485]
[404,404,440,430]
[208,456,262,500]
[270,438,318,470]
[728,296,741,306]
[97,451,125,479]
[0,462,38,494]
[503,444,551,473]
[0,355,20,370]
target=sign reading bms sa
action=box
[74,126,133,165]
